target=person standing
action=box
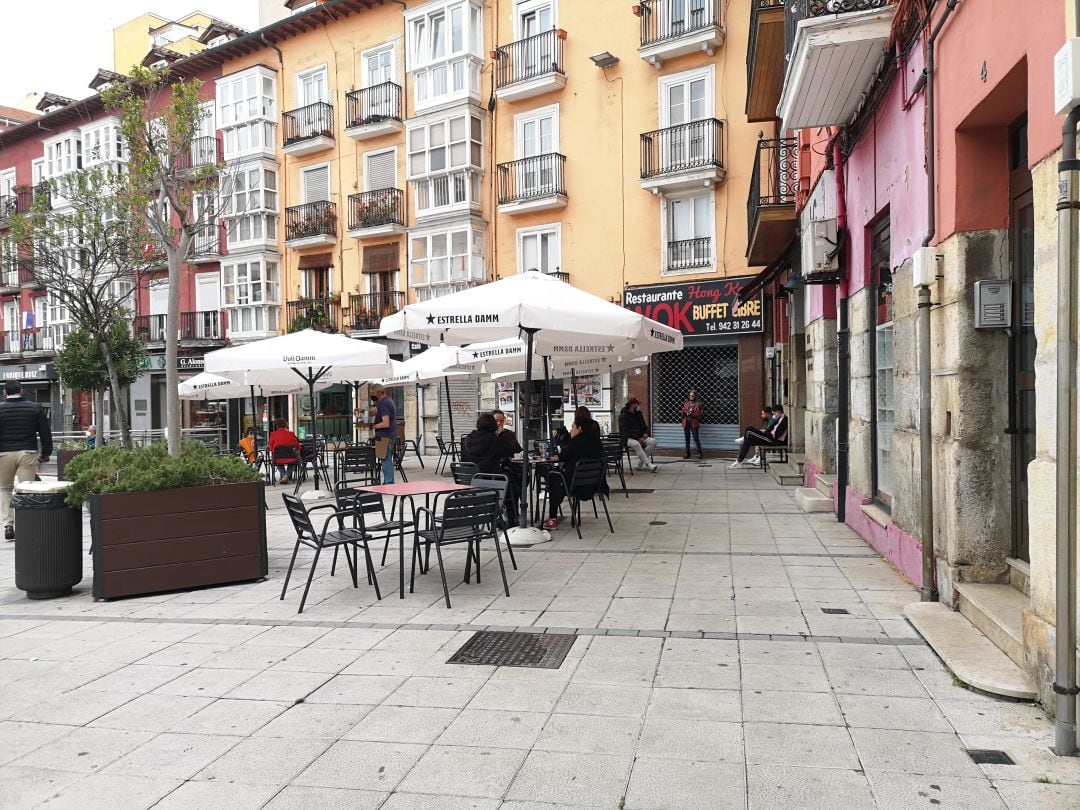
[618,396,658,472]
[372,384,397,484]
[0,381,53,540]
[681,389,704,460]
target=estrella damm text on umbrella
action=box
[424,313,501,325]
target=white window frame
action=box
[513,103,559,158]
[408,223,486,292]
[221,255,281,338]
[513,0,557,40]
[295,64,329,106]
[660,190,716,277]
[658,63,715,127]
[216,66,278,160]
[361,42,399,88]
[81,117,124,168]
[516,222,561,276]
[222,162,279,252]
[364,146,398,192]
[31,159,44,186]
[0,169,15,198]
[405,0,484,113]
[301,162,332,203]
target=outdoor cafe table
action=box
[358,481,476,598]
[507,456,556,525]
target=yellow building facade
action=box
[113,11,226,75]
[209,0,766,448]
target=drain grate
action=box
[623,489,656,494]
[821,608,851,615]
[965,749,1015,765]
[697,464,713,468]
[649,521,667,526]
[447,631,576,669]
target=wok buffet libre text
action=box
[623,278,763,335]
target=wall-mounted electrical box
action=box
[974,280,1011,329]
[912,246,942,288]
[803,217,838,276]
[765,346,776,359]
[1055,39,1080,115]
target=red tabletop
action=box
[359,481,475,497]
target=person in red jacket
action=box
[267,418,301,484]
[681,388,704,460]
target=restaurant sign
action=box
[623,277,763,335]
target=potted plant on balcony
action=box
[64,442,266,599]
[360,196,395,227]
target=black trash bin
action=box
[14,488,83,599]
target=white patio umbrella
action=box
[204,330,393,488]
[374,345,471,446]
[380,271,682,544]
[179,372,331,441]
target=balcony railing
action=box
[640,119,724,179]
[0,266,18,290]
[18,259,42,288]
[544,270,569,284]
[667,237,712,270]
[348,188,404,231]
[495,29,565,89]
[287,296,341,333]
[747,137,798,235]
[283,101,334,147]
[785,0,890,58]
[347,291,404,331]
[1,332,17,354]
[640,0,720,47]
[285,201,337,242]
[345,82,402,128]
[190,223,221,257]
[19,329,51,353]
[0,184,50,222]
[497,153,566,204]
[133,311,224,343]
[176,136,223,173]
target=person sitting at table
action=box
[573,406,602,442]
[462,413,512,475]
[492,409,522,455]
[543,411,604,530]
[268,418,301,484]
[238,427,257,465]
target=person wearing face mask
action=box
[681,389,704,460]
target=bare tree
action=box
[9,166,157,448]
[104,66,232,456]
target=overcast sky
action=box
[0,1,261,106]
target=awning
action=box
[362,243,399,274]
[298,252,333,270]
[738,242,795,303]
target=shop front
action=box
[0,362,62,432]
[623,277,765,452]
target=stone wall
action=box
[803,315,837,473]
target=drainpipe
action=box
[833,139,849,524]
[915,0,961,602]
[1054,105,1080,756]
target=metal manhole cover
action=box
[965,749,1015,765]
[821,607,850,615]
[447,631,577,669]
[649,521,667,526]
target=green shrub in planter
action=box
[65,441,260,508]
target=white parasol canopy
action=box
[178,372,328,400]
[375,344,471,385]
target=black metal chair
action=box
[602,435,629,498]
[546,459,613,540]
[451,461,479,485]
[393,439,410,483]
[280,493,381,613]
[402,434,425,468]
[471,472,518,570]
[434,435,458,475]
[271,444,300,484]
[340,444,379,486]
[413,488,509,608]
[608,431,635,476]
[328,481,415,575]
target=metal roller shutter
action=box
[651,344,741,451]
[438,378,478,445]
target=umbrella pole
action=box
[308,371,319,491]
[519,330,535,529]
[249,386,257,438]
[443,376,455,446]
[571,368,578,408]
[543,356,551,442]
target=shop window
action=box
[870,214,893,506]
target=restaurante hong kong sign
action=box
[623,277,763,335]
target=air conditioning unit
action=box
[803,217,839,277]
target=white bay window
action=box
[222,256,280,337]
[407,111,483,218]
[406,0,483,111]
[409,224,485,297]
[223,164,278,250]
[217,67,277,160]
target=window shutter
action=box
[363,244,399,274]
[365,151,396,191]
[303,165,330,203]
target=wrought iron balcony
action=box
[287,296,341,333]
[345,82,403,139]
[667,237,712,271]
[19,329,52,354]
[176,136,223,173]
[133,314,166,343]
[347,290,404,332]
[347,188,404,235]
[497,153,567,213]
[18,259,42,289]
[134,311,226,343]
[544,270,569,284]
[285,201,337,246]
[638,0,724,66]
[282,101,334,155]
[494,29,567,101]
[0,332,18,355]
[0,184,49,224]
[0,265,18,293]
[640,119,725,192]
[189,223,222,260]
[746,0,787,123]
[747,137,798,267]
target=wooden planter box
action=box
[90,482,267,600]
[56,449,85,481]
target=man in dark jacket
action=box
[0,381,53,540]
[618,397,657,472]
[462,413,512,474]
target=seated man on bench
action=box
[730,404,788,469]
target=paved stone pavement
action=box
[0,460,1078,809]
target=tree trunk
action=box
[164,233,189,457]
[100,338,133,449]
[93,388,105,443]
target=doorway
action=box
[1009,118,1034,562]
